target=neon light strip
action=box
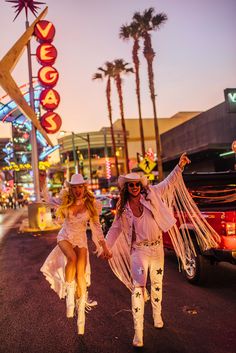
[219,151,235,157]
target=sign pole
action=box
[26,18,40,202]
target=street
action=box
[0,209,235,353]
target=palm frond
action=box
[92,73,102,80]
[119,24,131,39]
[152,13,168,29]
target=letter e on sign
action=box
[36,43,57,65]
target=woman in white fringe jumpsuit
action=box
[40,173,111,335]
[105,154,191,347]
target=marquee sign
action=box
[34,20,61,134]
[2,161,50,171]
[224,88,236,113]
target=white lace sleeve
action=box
[41,185,62,208]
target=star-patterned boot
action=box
[65,281,76,318]
[151,267,164,328]
[131,287,144,347]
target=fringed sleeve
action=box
[106,214,134,291]
[166,174,221,269]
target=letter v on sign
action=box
[35,22,53,39]
[228,92,236,103]
[34,21,55,42]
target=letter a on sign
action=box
[40,88,60,110]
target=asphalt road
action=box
[0,210,235,353]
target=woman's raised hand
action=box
[178,153,191,170]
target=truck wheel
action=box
[183,239,208,284]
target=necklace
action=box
[129,201,143,216]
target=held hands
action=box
[99,240,112,260]
[178,153,191,170]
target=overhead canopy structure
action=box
[0,85,48,148]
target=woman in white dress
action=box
[40,173,111,335]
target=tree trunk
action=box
[143,33,163,181]
[106,79,119,177]
[133,38,145,157]
[115,75,129,173]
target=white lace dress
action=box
[40,201,104,299]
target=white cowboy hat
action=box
[118,172,148,190]
[66,173,86,186]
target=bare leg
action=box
[74,247,87,298]
[74,247,87,335]
[58,240,77,282]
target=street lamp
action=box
[60,131,92,184]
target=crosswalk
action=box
[0,208,27,241]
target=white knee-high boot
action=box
[131,287,144,347]
[151,277,164,328]
[77,294,86,335]
[65,281,76,318]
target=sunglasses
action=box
[127,182,141,188]
[71,184,84,189]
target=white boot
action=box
[131,287,144,347]
[86,291,97,310]
[65,281,75,318]
[151,282,164,328]
[77,294,86,335]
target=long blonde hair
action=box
[56,185,98,220]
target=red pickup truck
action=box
[163,170,236,284]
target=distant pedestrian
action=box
[105,153,220,347]
[40,174,111,335]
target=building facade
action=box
[58,112,200,180]
[161,101,236,172]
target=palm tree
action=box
[112,59,133,173]
[119,22,145,158]
[93,61,119,177]
[133,8,168,181]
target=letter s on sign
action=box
[41,112,62,134]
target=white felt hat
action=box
[66,173,86,186]
[118,172,148,190]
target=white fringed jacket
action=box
[106,165,220,291]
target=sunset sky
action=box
[0,0,235,141]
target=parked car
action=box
[163,170,236,284]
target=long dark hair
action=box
[116,183,148,218]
